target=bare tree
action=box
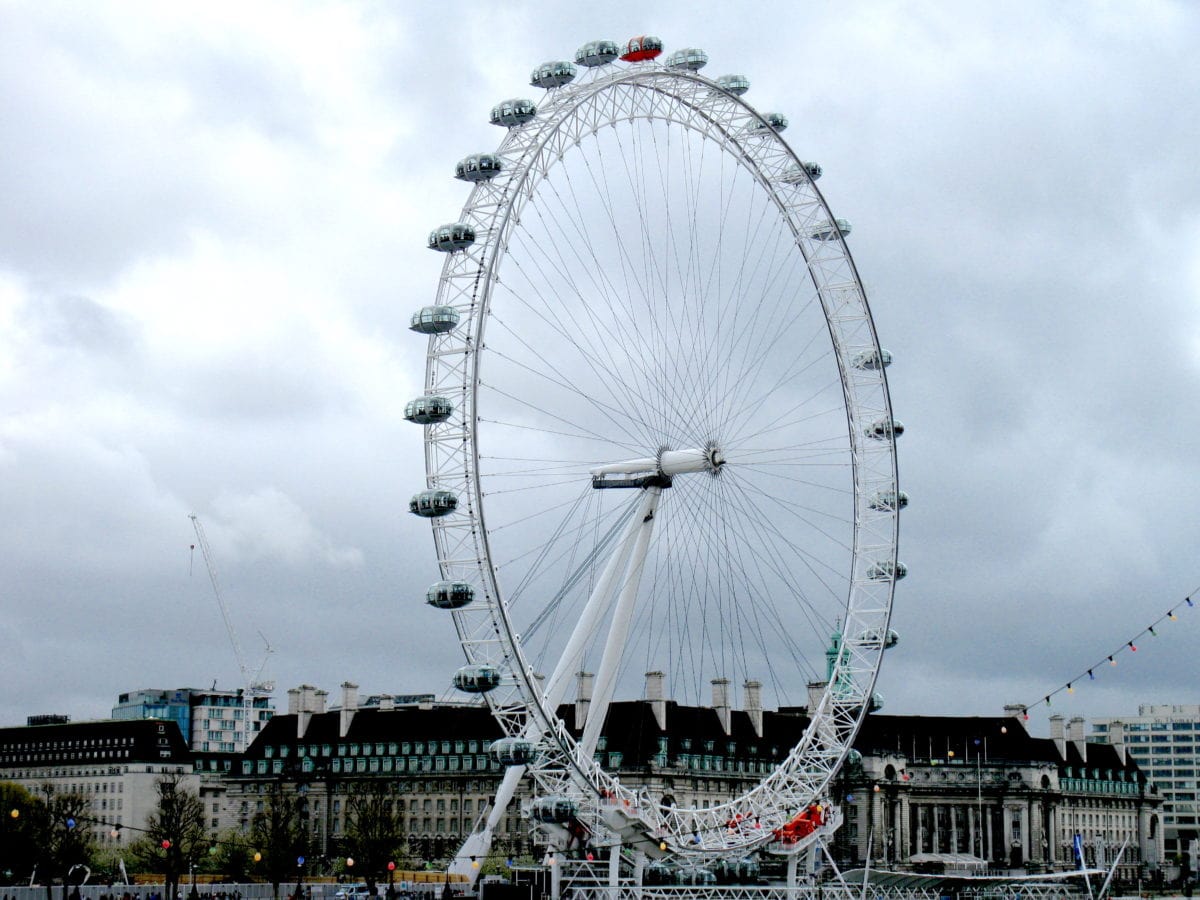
[344,781,407,895]
[142,774,207,900]
[250,782,305,900]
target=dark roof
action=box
[854,714,1143,777]
[242,701,1143,779]
[243,705,503,758]
[0,717,190,768]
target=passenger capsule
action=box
[716,74,750,95]
[454,153,503,183]
[489,737,539,766]
[810,218,852,241]
[750,112,788,133]
[529,795,579,824]
[409,490,458,518]
[857,628,900,649]
[620,35,663,62]
[409,305,459,334]
[426,581,475,610]
[866,560,907,581]
[428,223,476,252]
[869,693,885,712]
[865,418,904,440]
[530,60,577,89]
[404,395,453,425]
[453,664,501,694]
[644,862,674,886]
[664,48,707,70]
[851,348,892,370]
[868,490,908,511]
[490,98,537,128]
[780,162,823,185]
[676,867,717,886]
[575,40,620,67]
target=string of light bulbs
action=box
[1015,584,1198,720]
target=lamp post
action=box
[975,739,984,863]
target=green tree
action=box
[23,785,96,900]
[207,829,254,881]
[250,782,305,900]
[343,782,406,895]
[142,774,207,900]
[1,782,38,884]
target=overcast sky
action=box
[2,1,1198,737]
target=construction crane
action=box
[189,513,274,753]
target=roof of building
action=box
[854,714,1142,777]
[242,704,504,758]
[0,717,191,769]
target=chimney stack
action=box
[1108,721,1128,765]
[340,681,358,738]
[712,679,731,735]
[645,671,667,730]
[295,684,326,739]
[1068,716,1088,762]
[1049,714,1066,757]
[576,672,594,729]
[378,694,395,711]
[743,680,763,738]
[807,681,826,714]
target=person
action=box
[70,886,82,900]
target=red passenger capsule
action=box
[620,35,663,62]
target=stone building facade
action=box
[833,709,1162,882]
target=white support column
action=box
[581,487,662,757]
[541,494,652,709]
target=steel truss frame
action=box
[419,59,900,857]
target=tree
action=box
[207,829,254,882]
[22,785,96,900]
[142,774,207,900]
[250,782,305,900]
[343,782,407,894]
[1,781,38,884]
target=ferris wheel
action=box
[407,36,904,863]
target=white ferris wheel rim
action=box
[417,54,901,855]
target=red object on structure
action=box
[620,36,663,62]
[771,804,824,845]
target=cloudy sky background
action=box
[2,1,1198,734]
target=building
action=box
[836,710,1162,882]
[0,717,193,850]
[222,676,1160,881]
[1091,704,1200,869]
[113,687,275,754]
[0,679,1164,879]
